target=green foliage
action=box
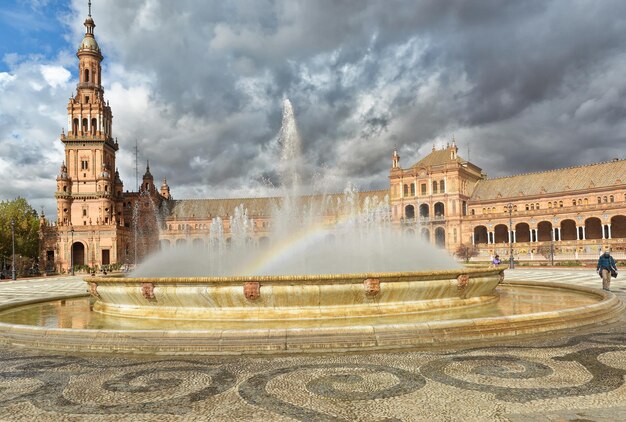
[0,197,40,263]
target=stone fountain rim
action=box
[0,280,622,356]
[87,267,502,284]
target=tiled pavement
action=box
[0,269,624,421]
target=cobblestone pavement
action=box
[0,269,625,421]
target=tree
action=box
[455,243,479,263]
[0,198,40,271]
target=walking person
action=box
[596,251,617,292]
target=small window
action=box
[572,199,576,206]
[85,96,89,103]
[610,195,614,203]
[421,184,427,195]
[432,181,438,194]
[559,201,563,207]
[82,209,87,217]
[439,180,445,193]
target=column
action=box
[471,233,475,245]
[551,228,555,241]
[508,230,512,243]
[582,226,586,240]
[576,226,580,240]
[608,224,612,239]
[602,225,606,239]
[513,230,516,243]
[557,227,561,241]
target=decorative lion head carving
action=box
[244,281,260,300]
[141,283,155,300]
[457,274,469,290]
[364,278,380,297]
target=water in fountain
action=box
[132,99,459,277]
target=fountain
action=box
[0,100,623,354]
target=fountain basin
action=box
[0,279,623,355]
[86,268,503,320]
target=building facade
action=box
[40,10,626,272]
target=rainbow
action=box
[243,222,332,275]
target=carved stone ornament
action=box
[88,282,100,299]
[457,274,469,290]
[364,278,381,297]
[141,282,155,300]
[244,281,260,300]
[499,271,505,284]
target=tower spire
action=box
[88,0,92,17]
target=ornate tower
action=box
[52,4,127,271]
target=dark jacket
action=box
[597,254,617,271]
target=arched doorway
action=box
[434,202,445,217]
[515,222,530,242]
[405,228,415,236]
[473,226,488,244]
[421,228,430,242]
[494,224,509,243]
[585,217,602,239]
[537,221,553,241]
[435,227,445,248]
[72,242,85,267]
[405,204,415,219]
[176,239,187,247]
[192,238,204,248]
[560,220,577,241]
[419,204,429,219]
[611,215,626,238]
[160,239,170,250]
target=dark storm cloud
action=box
[2,0,625,210]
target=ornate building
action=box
[40,9,626,273]
[40,10,166,273]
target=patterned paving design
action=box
[0,269,624,421]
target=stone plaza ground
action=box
[0,269,625,421]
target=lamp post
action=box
[507,203,514,269]
[70,226,75,276]
[11,219,16,280]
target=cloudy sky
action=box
[1,0,625,216]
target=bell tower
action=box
[51,2,128,272]
[56,2,122,225]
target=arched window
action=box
[603,196,608,203]
[513,205,518,212]
[471,209,475,215]
[439,180,445,193]
[548,202,552,208]
[403,184,409,196]
[82,118,88,133]
[410,183,415,196]
[72,118,79,135]
[530,204,534,211]
[482,208,486,214]
[577,199,582,205]
[559,201,563,207]
[525,204,529,211]
[597,197,602,204]
[610,195,614,203]
[432,181,438,194]
[584,198,588,205]
[84,68,90,83]
[91,118,97,135]
[536,203,539,209]
[572,199,576,206]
